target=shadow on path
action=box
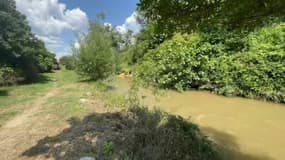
[22,107,274,160]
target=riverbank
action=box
[110,77,285,160]
[0,70,221,160]
[1,70,284,160]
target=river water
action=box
[110,77,285,160]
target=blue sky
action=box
[60,0,138,25]
[15,0,140,57]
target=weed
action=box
[103,141,114,156]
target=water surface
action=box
[111,77,285,160]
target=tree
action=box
[122,21,170,65]
[0,0,56,83]
[75,22,116,80]
[137,0,285,31]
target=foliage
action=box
[123,21,171,65]
[137,21,285,102]
[0,66,18,85]
[0,0,57,84]
[103,141,114,156]
[36,51,58,72]
[137,0,285,31]
[75,22,116,80]
[59,55,76,70]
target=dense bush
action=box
[36,52,58,72]
[75,22,116,80]
[0,66,19,85]
[137,33,208,90]
[137,21,285,103]
[59,55,76,70]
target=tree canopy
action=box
[0,0,57,83]
[131,0,285,103]
[137,0,285,31]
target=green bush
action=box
[0,66,19,85]
[59,55,76,70]
[137,33,214,91]
[137,21,285,102]
[103,141,114,156]
[75,22,116,80]
[36,52,57,72]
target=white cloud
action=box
[35,35,64,50]
[116,12,141,34]
[15,0,88,55]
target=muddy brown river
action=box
[111,77,285,160]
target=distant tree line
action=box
[0,0,59,85]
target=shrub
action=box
[103,141,114,156]
[59,55,76,70]
[137,21,285,103]
[75,22,116,80]
[136,33,215,90]
[0,66,19,85]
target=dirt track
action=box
[0,83,62,160]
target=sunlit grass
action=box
[0,72,55,125]
[0,69,129,127]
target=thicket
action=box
[0,66,19,85]
[136,21,285,103]
[59,55,76,70]
[0,0,58,85]
[130,0,285,103]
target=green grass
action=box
[0,72,55,126]
[0,69,90,126]
[87,80,128,108]
[43,88,89,121]
[0,69,128,127]
[52,69,80,86]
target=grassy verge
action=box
[0,72,55,126]
[0,69,120,127]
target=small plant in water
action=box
[103,141,114,156]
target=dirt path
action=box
[0,83,61,160]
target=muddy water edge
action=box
[109,77,285,160]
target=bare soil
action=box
[0,82,107,160]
